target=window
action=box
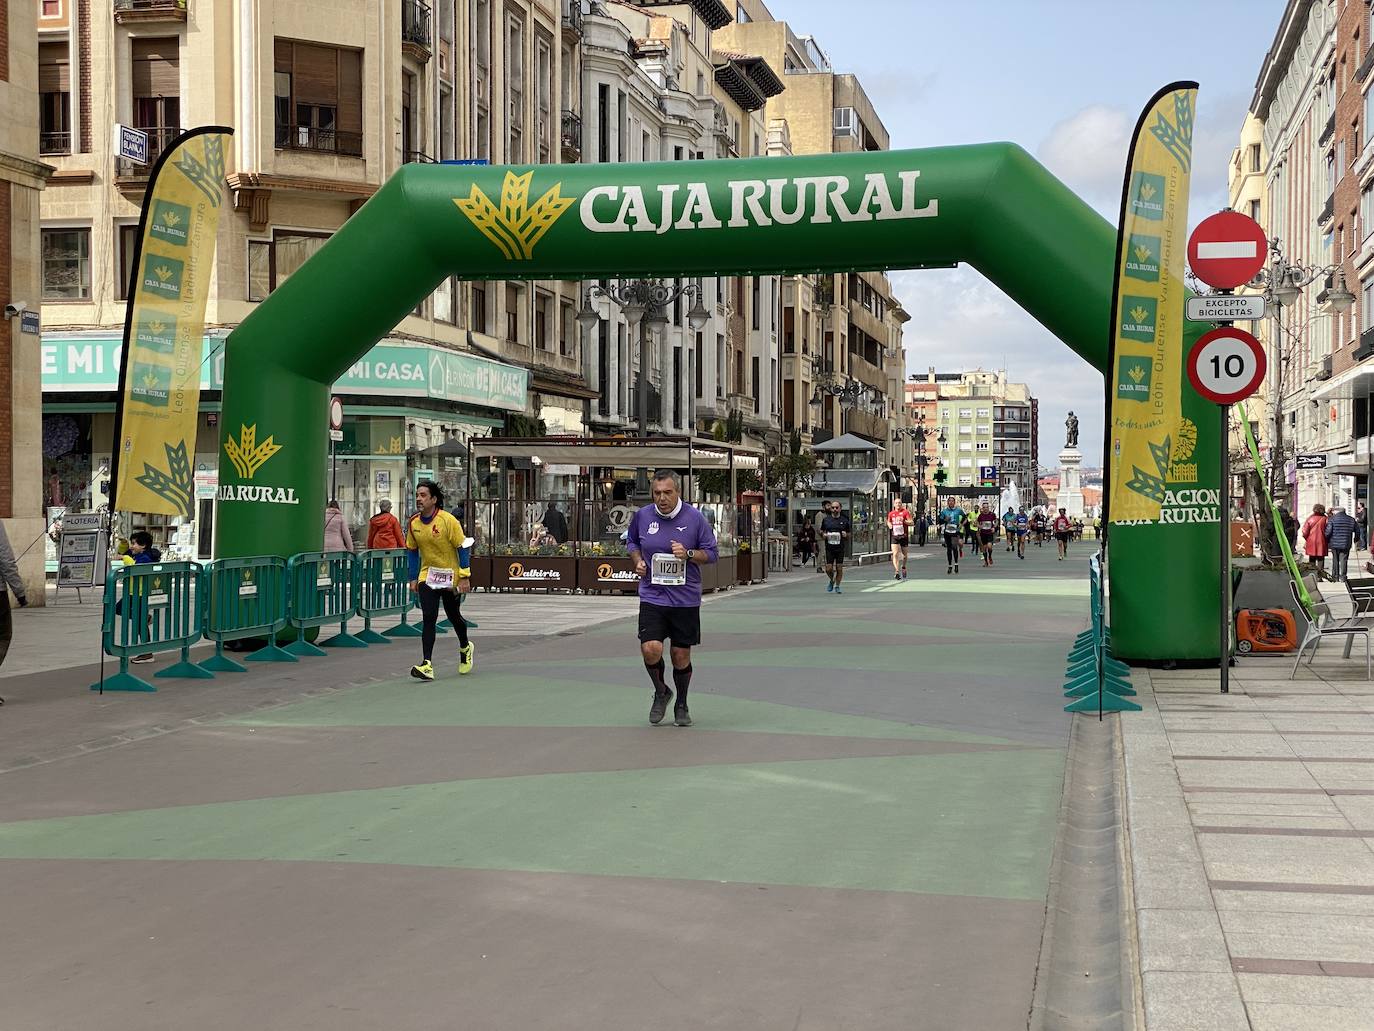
[269,230,331,293]
[132,39,181,161]
[472,284,488,334]
[116,223,140,301]
[716,335,725,399]
[433,278,457,324]
[1249,198,1261,223]
[42,227,91,300]
[597,83,610,162]
[1249,143,1261,172]
[1354,120,1361,159]
[39,41,71,155]
[751,277,760,330]
[560,300,575,358]
[535,32,553,163]
[535,291,552,350]
[247,239,270,301]
[1362,276,1374,331]
[958,476,972,486]
[976,441,990,451]
[273,39,363,156]
[506,14,524,161]
[695,331,703,398]
[1337,138,1347,179]
[976,408,990,418]
[958,458,973,468]
[958,442,972,452]
[505,284,523,343]
[41,0,61,15]
[752,356,760,413]
[958,408,972,418]
[833,107,857,138]
[401,70,416,157]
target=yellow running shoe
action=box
[410,659,435,682]
[459,642,475,675]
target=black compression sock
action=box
[645,659,669,694]
[672,664,693,705]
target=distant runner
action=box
[976,503,1000,568]
[1015,507,1030,560]
[887,500,914,579]
[1031,509,1047,547]
[939,497,964,575]
[821,501,852,594]
[1002,507,1017,552]
[1053,507,1073,561]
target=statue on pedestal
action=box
[1065,411,1079,449]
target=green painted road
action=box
[0,538,1086,1030]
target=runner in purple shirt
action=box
[625,470,719,727]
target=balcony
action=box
[275,123,363,158]
[113,0,187,24]
[40,130,72,156]
[404,149,436,164]
[402,0,432,62]
[1358,327,1374,362]
[114,125,179,185]
[561,0,583,38]
[1317,355,1333,381]
[1318,192,1335,227]
[560,111,582,162]
[1319,111,1336,147]
[1360,45,1374,85]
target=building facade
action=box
[4,0,51,600]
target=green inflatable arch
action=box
[217,143,1218,662]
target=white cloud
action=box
[890,267,1105,472]
[1037,105,1134,214]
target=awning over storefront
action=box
[809,469,889,494]
[1312,362,1374,401]
[468,436,762,471]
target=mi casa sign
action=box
[580,170,938,234]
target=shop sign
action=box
[491,557,575,589]
[42,337,529,413]
[337,343,529,412]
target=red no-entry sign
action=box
[1187,211,1268,290]
[1187,326,1267,405]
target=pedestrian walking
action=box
[1301,503,1330,576]
[0,520,29,697]
[1358,502,1369,551]
[541,501,569,544]
[407,480,474,681]
[366,499,405,550]
[324,499,355,553]
[626,470,718,727]
[797,522,816,567]
[915,511,928,547]
[1278,505,1299,552]
[1325,505,1359,581]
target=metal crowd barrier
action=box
[1064,554,1138,713]
[200,556,296,671]
[92,561,210,692]
[285,551,366,656]
[354,549,417,643]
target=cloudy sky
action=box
[773,0,1284,468]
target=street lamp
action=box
[1249,240,1356,514]
[580,279,710,438]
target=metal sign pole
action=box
[1220,400,1230,695]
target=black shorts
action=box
[980,530,997,544]
[824,544,845,564]
[1055,532,1071,542]
[638,602,702,646]
[891,536,909,548]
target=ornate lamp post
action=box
[578,279,711,438]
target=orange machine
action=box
[1235,608,1298,654]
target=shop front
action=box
[41,333,529,567]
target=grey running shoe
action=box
[649,687,672,725]
[674,705,692,727]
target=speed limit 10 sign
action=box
[1186,326,1267,405]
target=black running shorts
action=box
[891,536,909,548]
[824,544,845,564]
[638,601,702,646]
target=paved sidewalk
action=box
[1122,653,1374,1031]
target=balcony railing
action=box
[113,0,187,21]
[1319,111,1336,147]
[1358,327,1374,362]
[1318,193,1335,226]
[560,110,583,161]
[40,130,72,156]
[114,125,179,177]
[402,0,432,49]
[1317,354,1333,380]
[404,149,436,164]
[562,0,583,36]
[1360,45,1374,85]
[275,123,363,157]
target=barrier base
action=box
[157,658,215,680]
[384,622,423,638]
[200,652,248,673]
[285,639,328,658]
[90,670,155,692]
[356,628,391,644]
[245,643,298,663]
[1065,675,1136,698]
[436,619,452,631]
[321,631,368,649]
[1065,690,1142,713]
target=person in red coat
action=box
[367,498,405,550]
[1301,503,1330,575]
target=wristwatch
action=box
[686,548,695,561]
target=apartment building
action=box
[909,368,1039,499]
[575,0,783,453]
[712,0,912,475]
[1248,0,1343,512]
[3,0,51,600]
[35,0,588,557]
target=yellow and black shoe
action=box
[459,643,475,676]
[410,660,435,682]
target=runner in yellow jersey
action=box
[406,479,474,681]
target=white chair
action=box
[1289,578,1371,679]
